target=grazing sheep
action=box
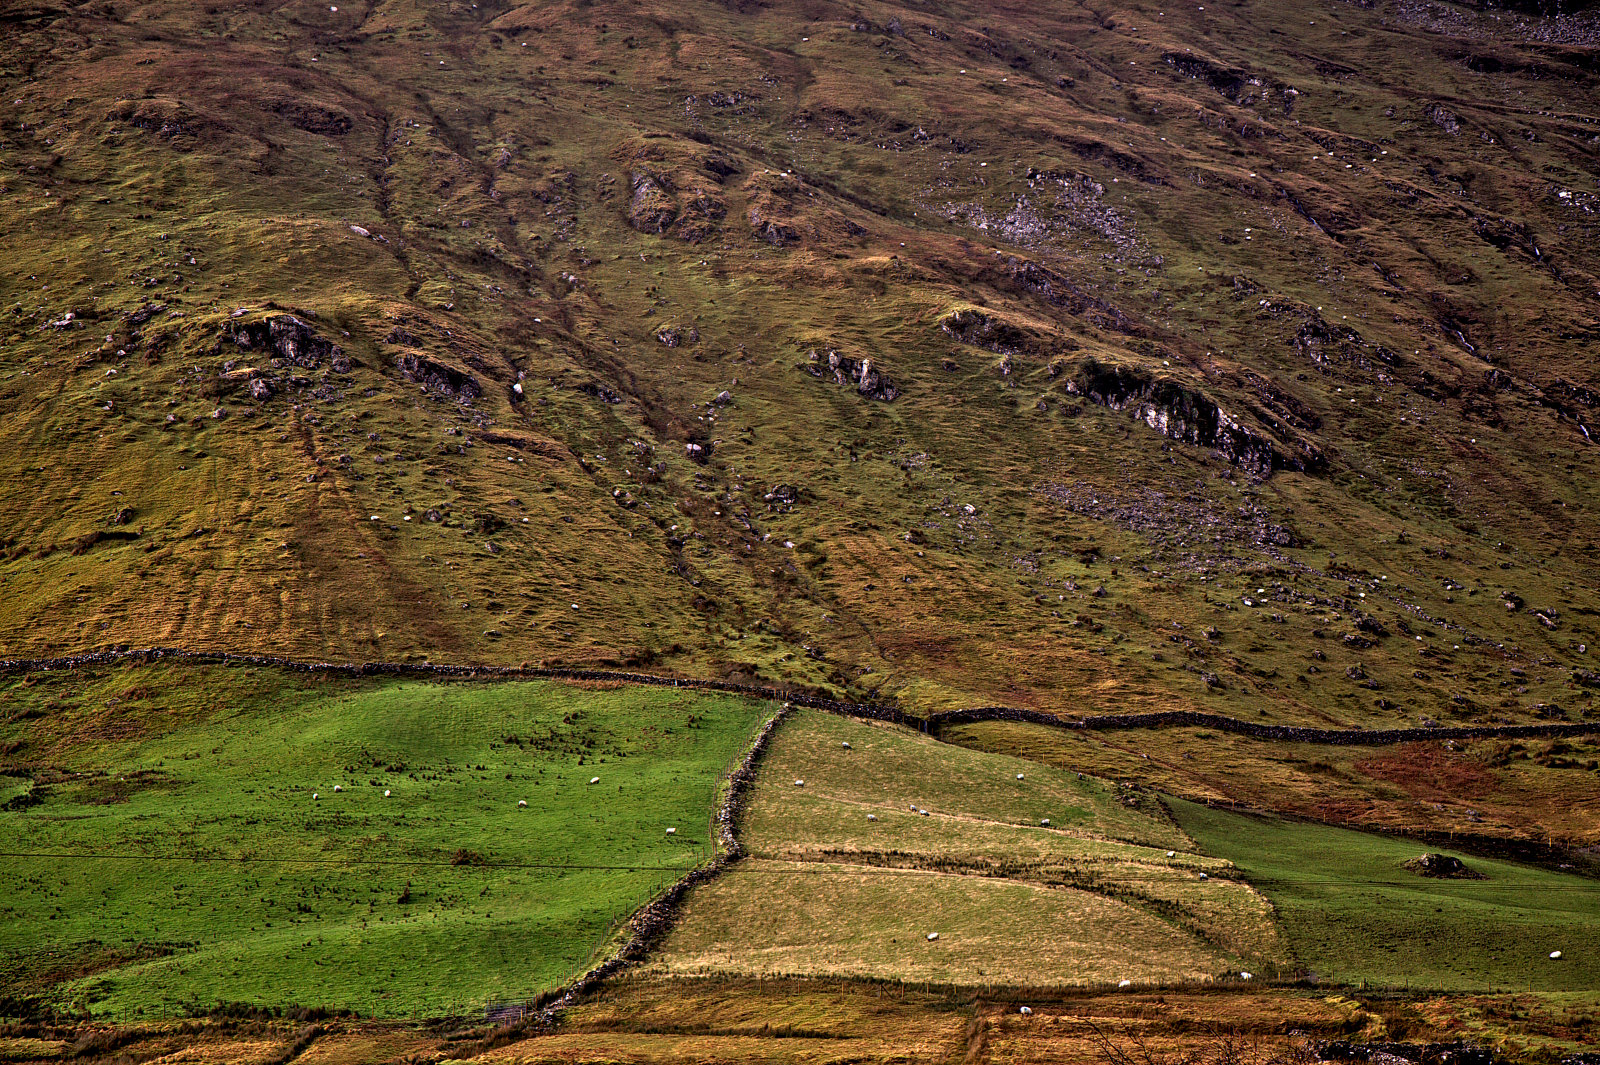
[312,792,319,800]
[867,814,877,821]
[333,785,342,792]
[384,790,391,797]
[1016,773,1024,780]
[1240,971,1253,980]
[518,800,527,807]
[1040,818,1050,826]
[1550,950,1563,959]
[926,932,939,941]
[794,779,805,787]
[590,776,600,785]
[1019,1006,1033,1015]
[1118,980,1132,988]
[1167,851,1176,858]
[666,827,676,835]
[842,741,851,749]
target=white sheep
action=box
[1016,773,1024,780]
[666,827,676,834]
[590,777,600,785]
[1167,851,1176,858]
[383,790,391,797]
[1040,818,1050,826]
[1019,1006,1032,1015]
[926,932,939,941]
[1240,971,1253,980]
[518,800,527,807]
[794,779,805,787]
[1550,950,1563,960]
[312,792,319,800]
[1118,980,1132,988]
[333,785,342,792]
[867,814,877,821]
[842,741,851,749]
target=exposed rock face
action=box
[940,308,1042,356]
[749,203,801,245]
[226,315,338,369]
[628,172,677,233]
[1065,358,1324,475]
[804,348,899,401]
[997,256,1139,335]
[396,352,482,401]
[1426,102,1462,135]
[1258,298,1399,370]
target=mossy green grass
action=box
[0,667,770,1018]
[1170,798,1600,993]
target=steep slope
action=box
[2,0,1599,733]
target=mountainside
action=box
[4,0,1600,731]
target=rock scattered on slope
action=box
[1403,853,1485,880]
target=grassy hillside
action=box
[0,0,1597,733]
[0,665,769,1018]
[944,718,1600,846]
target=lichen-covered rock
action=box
[628,172,677,233]
[226,315,339,370]
[804,348,899,402]
[396,351,482,401]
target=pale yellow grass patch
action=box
[649,860,1233,986]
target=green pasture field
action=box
[0,666,770,1018]
[1169,799,1600,993]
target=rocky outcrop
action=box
[804,348,899,401]
[271,101,354,136]
[940,308,1043,356]
[1064,358,1324,475]
[1314,1041,1494,1065]
[1255,298,1399,370]
[396,351,482,401]
[1162,52,1296,112]
[656,325,699,348]
[749,203,802,245]
[1403,853,1485,879]
[628,172,677,234]
[996,256,1141,335]
[225,314,338,369]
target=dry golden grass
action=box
[945,721,1600,846]
[649,860,1233,987]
